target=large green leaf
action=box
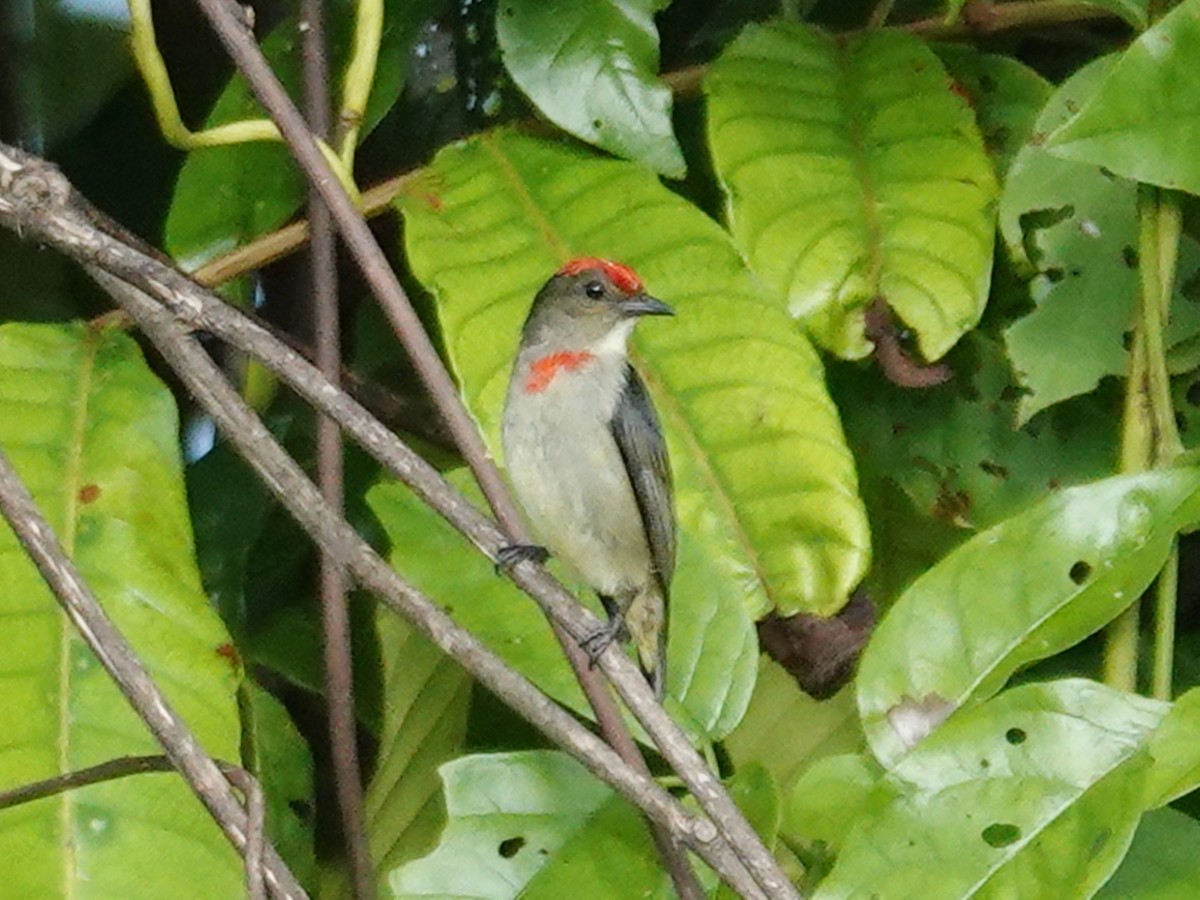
[496,0,684,177]
[397,128,869,620]
[368,472,755,743]
[165,2,435,268]
[705,23,998,360]
[1046,0,1200,196]
[0,323,242,896]
[366,609,471,877]
[816,680,1164,899]
[857,467,1200,767]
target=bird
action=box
[500,257,676,698]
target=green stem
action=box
[1152,547,1178,700]
[1104,186,1183,694]
[125,0,361,204]
[336,0,383,168]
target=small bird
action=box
[501,258,676,698]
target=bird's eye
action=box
[584,281,605,300]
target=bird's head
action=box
[521,257,673,353]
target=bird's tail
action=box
[629,588,668,700]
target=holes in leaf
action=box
[1187,381,1200,407]
[592,118,603,130]
[982,823,1021,848]
[1069,561,1092,584]
[498,836,526,858]
[979,460,1009,479]
[1122,330,1135,350]
[1122,245,1139,269]
[1005,727,1027,745]
[1044,267,1065,283]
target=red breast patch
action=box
[524,350,597,394]
[557,257,644,293]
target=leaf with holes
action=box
[397,129,869,623]
[816,680,1164,899]
[857,466,1200,767]
[998,57,1200,422]
[1046,0,1200,196]
[368,472,755,743]
[832,332,1117,603]
[933,46,1051,178]
[0,323,242,896]
[496,0,684,178]
[705,23,997,361]
[386,751,668,899]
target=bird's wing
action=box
[610,365,675,597]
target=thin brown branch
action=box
[187,1,722,893]
[0,447,305,900]
[299,3,372,896]
[0,142,790,899]
[0,754,269,898]
[0,755,176,810]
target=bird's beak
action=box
[622,294,674,317]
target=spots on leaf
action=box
[886,692,956,750]
[498,836,525,858]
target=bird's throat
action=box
[523,350,597,394]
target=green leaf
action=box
[783,753,891,851]
[397,128,870,621]
[834,331,1117,552]
[816,680,1164,900]
[496,0,685,178]
[0,323,242,896]
[386,751,618,898]
[932,45,1052,178]
[365,608,471,875]
[242,683,316,886]
[165,3,432,268]
[857,467,1200,767]
[1046,0,1200,196]
[1143,687,1200,808]
[367,472,754,743]
[997,57,1200,421]
[705,23,998,360]
[1095,807,1200,899]
[723,658,863,796]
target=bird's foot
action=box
[579,616,629,667]
[494,543,550,573]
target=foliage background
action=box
[3,0,1200,896]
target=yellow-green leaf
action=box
[396,129,869,622]
[706,23,998,360]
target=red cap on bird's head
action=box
[557,257,644,294]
